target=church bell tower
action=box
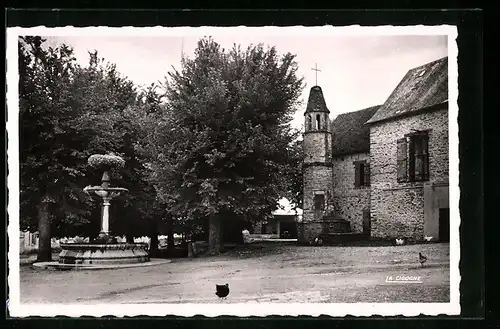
[300,85,334,243]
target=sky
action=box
[45,33,447,130]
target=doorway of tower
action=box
[313,193,325,218]
[438,208,450,242]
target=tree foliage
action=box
[18,37,157,248]
[18,36,305,259]
[282,138,303,210]
[143,37,304,254]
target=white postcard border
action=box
[7,25,460,317]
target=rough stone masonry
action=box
[369,106,449,240]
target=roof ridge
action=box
[334,105,383,118]
[407,56,448,73]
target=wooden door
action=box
[439,208,450,242]
[362,209,371,235]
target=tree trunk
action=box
[166,215,174,254]
[36,198,52,262]
[149,219,158,257]
[208,214,221,255]
[126,233,134,243]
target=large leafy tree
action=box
[132,83,186,254]
[19,37,157,261]
[148,37,304,255]
[19,36,89,261]
[19,37,93,261]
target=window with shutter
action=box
[422,134,429,180]
[413,135,423,181]
[396,138,408,182]
[411,133,429,182]
[408,136,416,181]
[359,162,365,186]
[364,162,370,186]
[354,160,369,187]
[354,162,361,187]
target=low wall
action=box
[248,234,279,239]
[297,221,368,245]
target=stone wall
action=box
[371,186,425,239]
[302,165,334,222]
[300,165,334,243]
[369,106,449,240]
[303,132,332,163]
[297,221,323,244]
[331,152,371,233]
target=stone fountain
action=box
[58,154,150,265]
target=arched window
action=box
[306,115,312,131]
[316,114,321,130]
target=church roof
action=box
[366,57,448,124]
[331,105,381,156]
[304,86,330,114]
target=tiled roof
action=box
[304,86,330,114]
[366,57,448,124]
[331,105,381,156]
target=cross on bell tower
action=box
[311,63,321,86]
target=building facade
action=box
[299,56,449,244]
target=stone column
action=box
[101,196,112,234]
[99,171,111,236]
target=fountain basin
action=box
[83,186,129,197]
[58,243,150,265]
[322,215,351,233]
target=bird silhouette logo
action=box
[216,283,230,300]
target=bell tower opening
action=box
[316,114,321,130]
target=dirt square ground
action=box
[19,242,450,304]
